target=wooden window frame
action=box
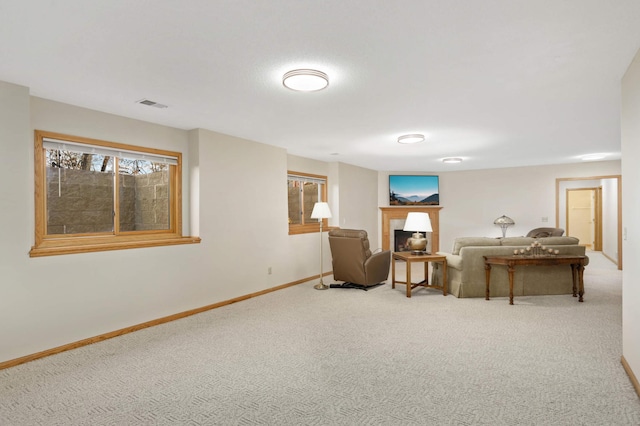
[30,130,200,257]
[288,171,328,235]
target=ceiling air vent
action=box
[136,98,168,108]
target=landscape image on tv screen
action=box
[389,175,439,206]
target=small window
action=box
[287,172,327,235]
[30,130,199,257]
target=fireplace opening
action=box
[394,230,414,252]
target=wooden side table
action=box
[392,252,447,298]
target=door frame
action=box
[556,175,622,269]
[595,186,603,251]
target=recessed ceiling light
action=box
[580,153,606,161]
[397,134,425,144]
[282,69,329,92]
[442,157,463,163]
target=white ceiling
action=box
[2,1,640,172]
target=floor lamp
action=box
[311,202,332,290]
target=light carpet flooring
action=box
[1,252,639,425]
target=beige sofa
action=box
[431,236,588,298]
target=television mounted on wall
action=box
[389,175,439,206]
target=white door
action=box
[567,189,594,248]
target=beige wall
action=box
[1,93,202,363]
[336,162,380,244]
[378,162,621,252]
[0,82,380,364]
[601,178,619,261]
[0,81,45,361]
[622,47,640,385]
[287,154,328,177]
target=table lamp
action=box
[494,215,515,238]
[403,212,432,255]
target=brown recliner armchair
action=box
[526,227,565,238]
[328,229,391,289]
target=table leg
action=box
[578,262,585,302]
[392,257,396,289]
[442,259,448,296]
[507,264,515,305]
[424,261,429,286]
[571,264,577,297]
[406,260,412,298]
[484,263,491,300]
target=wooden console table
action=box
[392,252,447,298]
[483,255,586,305]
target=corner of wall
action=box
[187,129,201,237]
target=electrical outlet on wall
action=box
[268,267,272,275]
[541,217,549,222]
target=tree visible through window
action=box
[30,130,197,257]
[288,172,327,234]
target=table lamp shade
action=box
[403,212,432,232]
[493,215,515,226]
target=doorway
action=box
[567,187,602,251]
[556,175,621,269]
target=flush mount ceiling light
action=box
[442,157,463,163]
[580,153,606,161]
[397,134,425,144]
[282,69,329,92]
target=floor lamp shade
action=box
[311,202,332,290]
[311,202,332,220]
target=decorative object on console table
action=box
[513,240,561,257]
[494,215,515,238]
[403,212,432,255]
[311,202,332,290]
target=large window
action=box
[288,171,327,235]
[30,130,200,257]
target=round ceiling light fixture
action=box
[442,157,463,163]
[282,69,329,92]
[397,134,425,144]
[580,153,606,161]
